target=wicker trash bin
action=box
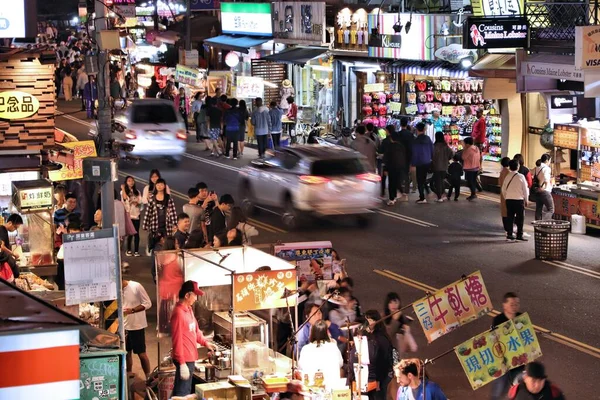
[532,220,571,261]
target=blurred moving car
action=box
[112,99,187,167]
[239,145,380,229]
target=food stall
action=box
[11,179,56,277]
[551,122,600,229]
[154,246,296,399]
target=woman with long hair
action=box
[121,175,142,256]
[227,206,258,245]
[364,309,395,400]
[175,87,190,133]
[238,99,249,156]
[432,131,453,202]
[384,292,416,355]
[142,169,171,205]
[298,320,343,389]
[142,178,177,253]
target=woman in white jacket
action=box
[227,207,258,245]
[298,320,343,389]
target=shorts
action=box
[238,130,246,142]
[209,128,221,140]
[125,328,147,354]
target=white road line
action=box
[378,209,438,227]
[377,210,430,227]
[546,260,600,278]
[255,206,283,217]
[543,260,600,280]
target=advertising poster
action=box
[48,140,97,182]
[273,241,334,282]
[236,76,264,99]
[174,64,207,88]
[412,271,493,343]
[513,313,543,366]
[232,268,297,312]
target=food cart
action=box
[11,179,56,277]
[155,246,296,400]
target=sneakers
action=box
[454,198,459,201]
[467,195,477,201]
[126,251,133,256]
[436,198,444,203]
[233,157,238,160]
[387,199,396,206]
[516,236,529,242]
[416,199,427,204]
[506,235,516,242]
[134,252,141,257]
[522,232,531,238]
[398,194,409,202]
[224,155,230,159]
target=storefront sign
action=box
[0,0,37,38]
[551,95,576,109]
[16,186,53,211]
[455,315,541,390]
[575,26,600,69]
[221,2,272,37]
[0,90,40,120]
[175,64,207,88]
[272,2,325,45]
[274,241,334,282]
[471,0,524,17]
[190,0,220,11]
[463,17,529,49]
[581,127,600,148]
[232,269,297,312]
[178,49,199,67]
[554,124,579,149]
[413,271,493,343]
[435,43,478,64]
[236,76,264,99]
[48,141,97,182]
[364,83,384,93]
[113,5,136,18]
[368,33,402,49]
[520,61,584,82]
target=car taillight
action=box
[357,173,381,182]
[299,175,331,184]
[125,130,137,140]
[176,129,187,140]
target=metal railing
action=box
[526,0,600,46]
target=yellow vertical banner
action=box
[512,313,543,367]
[412,271,493,343]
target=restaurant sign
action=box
[520,61,584,82]
[463,17,529,49]
[0,90,40,120]
[17,186,53,211]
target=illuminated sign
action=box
[551,95,576,109]
[18,186,53,211]
[221,2,272,37]
[0,90,40,120]
[463,17,529,49]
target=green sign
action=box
[221,3,273,37]
[80,355,121,400]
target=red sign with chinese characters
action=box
[413,271,493,343]
[232,269,297,312]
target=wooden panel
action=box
[0,54,55,153]
[251,59,287,106]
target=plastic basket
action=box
[532,220,570,261]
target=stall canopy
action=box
[382,60,470,79]
[262,46,328,66]
[203,35,271,54]
[469,53,516,79]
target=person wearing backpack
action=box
[383,129,407,206]
[224,99,243,160]
[532,154,555,220]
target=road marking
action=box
[378,209,439,227]
[376,209,430,228]
[374,268,600,359]
[542,260,600,280]
[117,171,286,234]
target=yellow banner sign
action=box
[232,269,297,312]
[413,271,493,343]
[512,313,543,367]
[0,90,40,120]
[49,141,97,182]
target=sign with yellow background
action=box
[49,141,97,182]
[513,313,543,366]
[233,269,297,312]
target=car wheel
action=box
[356,215,373,228]
[282,196,300,230]
[239,182,258,216]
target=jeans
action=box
[506,199,525,237]
[271,132,281,148]
[402,166,410,194]
[225,135,238,158]
[535,190,555,220]
[173,361,195,396]
[415,165,429,200]
[447,178,461,200]
[256,134,268,157]
[465,169,478,196]
[388,167,407,200]
[127,219,140,253]
[433,171,446,199]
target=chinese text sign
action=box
[232,269,297,312]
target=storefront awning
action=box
[262,47,328,66]
[382,60,470,79]
[203,35,271,54]
[469,54,516,79]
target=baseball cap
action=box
[525,361,546,380]
[179,280,205,298]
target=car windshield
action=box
[311,158,366,176]
[131,104,178,124]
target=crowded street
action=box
[55,100,600,399]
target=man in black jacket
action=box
[208,194,234,245]
[398,118,414,198]
[508,362,565,400]
[383,130,407,206]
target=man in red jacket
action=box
[508,361,565,400]
[171,280,217,396]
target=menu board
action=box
[554,124,579,149]
[232,269,297,312]
[581,127,600,148]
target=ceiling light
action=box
[461,57,473,68]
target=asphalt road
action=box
[55,102,600,399]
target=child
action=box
[447,154,463,201]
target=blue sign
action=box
[191,0,220,11]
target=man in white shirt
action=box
[502,160,529,242]
[122,279,153,379]
[534,154,555,221]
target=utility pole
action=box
[186,0,192,50]
[153,0,159,30]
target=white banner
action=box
[520,61,584,82]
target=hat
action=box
[179,280,205,298]
[525,362,546,380]
[282,79,292,88]
[285,380,310,396]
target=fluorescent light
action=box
[461,58,473,68]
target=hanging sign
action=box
[175,64,207,88]
[274,241,334,282]
[221,2,273,37]
[48,140,98,182]
[520,61,584,82]
[272,2,325,45]
[364,83,384,93]
[0,90,40,120]
[435,43,478,64]
[575,26,600,69]
[232,269,297,312]
[16,186,53,211]
[471,0,524,17]
[236,76,264,99]
[550,95,576,109]
[463,17,529,49]
[413,271,493,343]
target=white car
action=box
[238,145,381,229]
[113,99,187,167]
